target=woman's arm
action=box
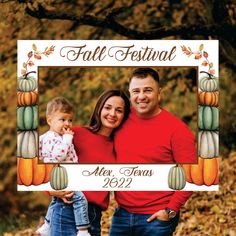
[49,191,75,204]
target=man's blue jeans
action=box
[109,207,179,236]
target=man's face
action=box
[129,75,161,118]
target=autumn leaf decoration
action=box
[21,44,55,75]
[181,44,215,75]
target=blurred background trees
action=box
[0,0,235,235]
[38,67,198,135]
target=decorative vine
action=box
[181,44,215,75]
[21,44,55,75]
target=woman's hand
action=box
[49,191,75,204]
[146,209,169,222]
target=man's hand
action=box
[49,191,75,204]
[147,209,169,222]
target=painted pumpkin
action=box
[17,71,37,92]
[17,105,38,130]
[17,157,54,186]
[198,105,219,130]
[168,165,186,190]
[17,130,38,158]
[198,131,219,158]
[198,91,219,107]
[199,71,218,92]
[50,165,68,190]
[17,91,38,106]
[182,157,219,186]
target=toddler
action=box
[36,97,90,236]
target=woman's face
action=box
[99,96,125,136]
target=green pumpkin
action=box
[198,106,219,130]
[17,106,38,130]
[198,131,219,158]
[168,165,186,190]
[17,71,37,92]
[199,71,218,92]
[50,165,68,190]
[17,130,38,158]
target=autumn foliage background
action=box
[0,0,236,235]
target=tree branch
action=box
[212,0,231,24]
[70,0,115,31]
[25,3,235,40]
[23,2,236,67]
[207,0,236,67]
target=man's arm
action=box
[147,191,192,222]
[171,125,197,164]
[166,191,192,212]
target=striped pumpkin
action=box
[17,157,54,186]
[198,131,219,158]
[182,156,219,186]
[17,72,37,92]
[17,130,38,158]
[50,165,68,190]
[199,71,218,92]
[17,91,38,106]
[198,91,219,107]
[17,105,38,130]
[168,165,186,190]
[198,106,219,130]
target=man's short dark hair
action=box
[130,68,160,83]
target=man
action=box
[110,68,196,236]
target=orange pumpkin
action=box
[17,91,38,106]
[198,91,219,107]
[182,157,219,186]
[17,157,54,186]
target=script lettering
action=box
[119,166,154,176]
[82,166,112,176]
[60,45,106,61]
[108,45,177,61]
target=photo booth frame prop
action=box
[17,40,219,191]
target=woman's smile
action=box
[106,116,117,123]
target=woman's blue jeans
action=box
[50,200,102,236]
[109,207,179,236]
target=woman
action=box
[49,89,130,236]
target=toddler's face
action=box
[47,111,73,135]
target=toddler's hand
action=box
[63,127,74,135]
